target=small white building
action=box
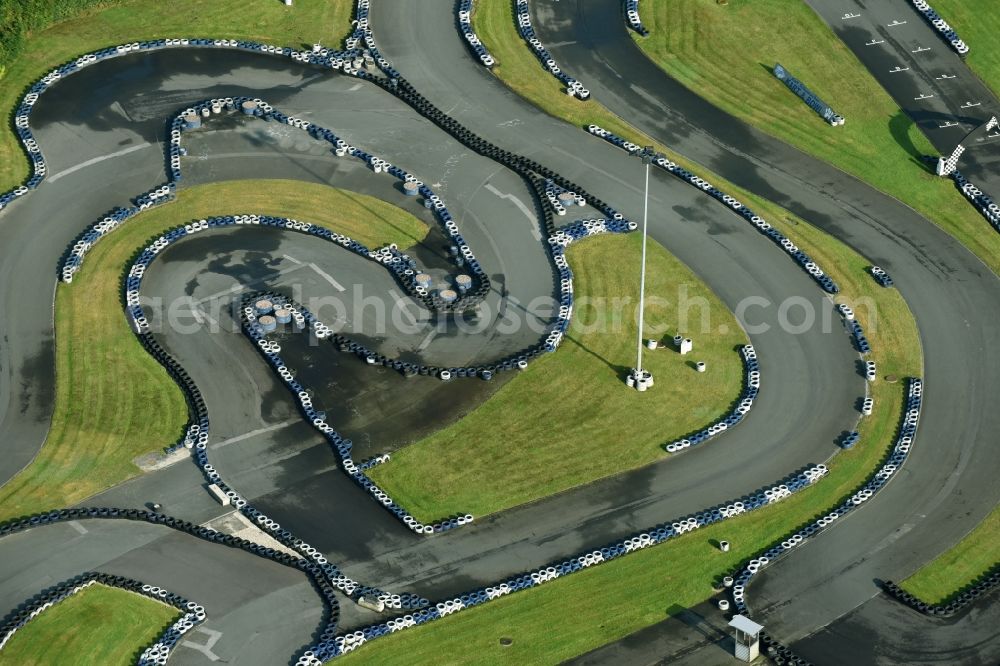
[728,614,763,662]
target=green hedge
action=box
[0,1,125,76]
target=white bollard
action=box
[696,361,707,373]
[646,339,658,350]
[680,338,693,355]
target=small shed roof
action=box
[728,615,763,636]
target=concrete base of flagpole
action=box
[626,368,654,391]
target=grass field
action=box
[338,208,921,662]
[0,0,355,193]
[902,503,1000,604]
[0,583,180,666]
[0,180,427,523]
[631,0,1000,270]
[370,232,747,520]
[930,0,1000,99]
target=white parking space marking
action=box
[48,143,151,182]
[211,419,300,450]
[181,627,223,661]
[484,183,542,241]
[308,263,345,291]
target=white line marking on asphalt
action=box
[181,627,223,661]
[417,328,437,351]
[914,93,934,100]
[192,305,220,329]
[348,82,364,91]
[842,13,860,19]
[210,419,300,450]
[962,101,982,108]
[196,265,308,305]
[912,46,931,53]
[890,66,909,73]
[390,289,420,327]
[485,183,542,241]
[308,263,345,291]
[48,143,150,182]
[68,521,88,535]
[866,39,884,45]
[887,20,907,27]
[282,254,302,264]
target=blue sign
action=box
[774,63,844,126]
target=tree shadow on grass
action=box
[889,111,935,171]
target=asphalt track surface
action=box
[0,1,996,664]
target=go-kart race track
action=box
[0,1,998,664]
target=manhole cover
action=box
[500,638,513,647]
[885,374,899,383]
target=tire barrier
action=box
[61,98,491,315]
[772,63,845,127]
[544,179,587,216]
[758,631,814,666]
[882,562,1000,617]
[838,303,871,354]
[513,0,591,99]
[951,171,1000,234]
[727,378,923,619]
[458,0,496,68]
[240,295,473,536]
[623,1,650,36]
[909,0,970,56]
[314,463,830,661]
[870,265,894,288]
[664,344,759,454]
[0,571,205,664]
[587,124,840,294]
